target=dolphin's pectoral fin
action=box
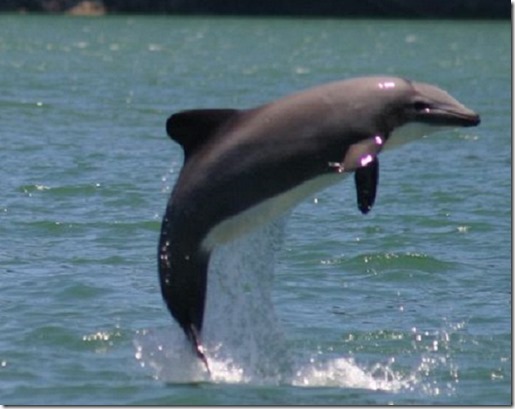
[166,109,240,159]
[329,135,384,174]
[354,157,379,214]
[343,135,384,172]
[326,135,383,214]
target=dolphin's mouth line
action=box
[443,109,481,126]
[421,108,481,127]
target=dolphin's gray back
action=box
[166,78,396,235]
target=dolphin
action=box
[157,76,480,369]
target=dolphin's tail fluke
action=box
[187,324,211,375]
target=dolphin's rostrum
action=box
[158,76,480,369]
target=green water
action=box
[0,15,511,404]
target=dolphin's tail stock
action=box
[158,229,211,374]
[187,323,211,374]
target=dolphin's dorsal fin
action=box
[166,109,240,159]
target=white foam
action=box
[133,325,416,392]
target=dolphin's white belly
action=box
[201,123,454,251]
[201,172,346,250]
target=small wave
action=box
[18,183,101,197]
[18,184,51,193]
[343,251,458,278]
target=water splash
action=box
[291,355,406,391]
[133,325,416,391]
[201,217,293,384]
[133,216,462,395]
[135,218,293,384]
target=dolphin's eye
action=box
[413,101,431,112]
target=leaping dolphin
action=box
[157,76,480,369]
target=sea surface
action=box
[0,15,511,405]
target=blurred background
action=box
[0,0,510,19]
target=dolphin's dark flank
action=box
[158,76,480,370]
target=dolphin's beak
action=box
[431,106,481,127]
[415,104,480,128]
[411,82,481,128]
